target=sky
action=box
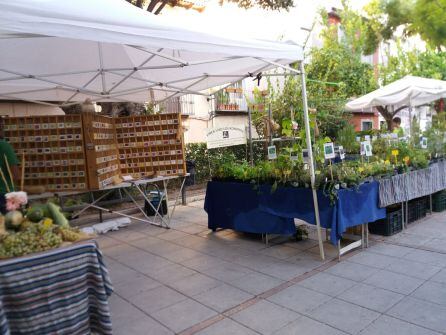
[160,0,369,45]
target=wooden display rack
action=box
[3,113,186,192]
[3,115,87,192]
[115,113,186,180]
[81,113,121,190]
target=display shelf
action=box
[3,113,186,191]
[82,113,121,190]
[4,115,87,192]
[115,113,186,179]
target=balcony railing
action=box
[214,85,247,112]
[157,94,195,116]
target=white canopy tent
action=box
[0,0,303,104]
[346,76,446,135]
[346,76,446,111]
[0,0,326,259]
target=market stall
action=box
[205,180,385,244]
[0,241,113,335]
[1,0,330,259]
[0,0,326,332]
[346,75,446,136]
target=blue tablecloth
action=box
[204,181,385,244]
[0,240,113,335]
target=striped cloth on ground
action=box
[0,240,113,335]
[379,161,446,207]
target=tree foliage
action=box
[266,5,377,139]
[224,0,293,10]
[380,45,446,85]
[126,0,294,12]
[377,0,446,50]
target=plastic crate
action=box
[433,190,446,212]
[369,209,402,236]
[408,197,427,223]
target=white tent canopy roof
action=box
[0,0,302,104]
[346,76,446,111]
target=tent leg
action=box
[299,61,325,261]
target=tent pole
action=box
[408,104,412,138]
[248,107,254,166]
[299,61,325,261]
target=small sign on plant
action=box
[268,145,277,160]
[323,142,335,160]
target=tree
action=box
[267,4,377,139]
[377,0,446,51]
[224,0,293,10]
[125,0,293,13]
[378,44,446,126]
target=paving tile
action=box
[109,295,173,335]
[366,243,413,258]
[363,269,424,295]
[386,232,433,247]
[175,223,208,234]
[299,272,356,297]
[108,229,148,243]
[170,273,221,296]
[347,252,397,269]
[102,243,143,262]
[273,315,347,335]
[385,257,442,280]
[203,263,253,283]
[156,229,190,241]
[430,268,446,284]
[125,252,175,274]
[174,234,209,248]
[259,261,311,281]
[163,248,204,263]
[311,298,380,335]
[229,272,284,295]
[151,298,217,333]
[387,296,446,333]
[403,249,446,267]
[232,300,299,335]
[267,284,332,315]
[130,238,184,255]
[113,315,174,335]
[324,261,379,282]
[421,238,446,253]
[307,243,340,259]
[338,283,404,313]
[113,273,161,299]
[411,281,446,306]
[147,263,197,284]
[284,238,319,251]
[196,318,258,335]
[259,245,302,260]
[194,284,253,312]
[130,285,188,314]
[182,254,227,272]
[360,315,441,335]
[286,251,326,269]
[105,258,140,285]
[96,235,122,249]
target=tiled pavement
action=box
[99,200,446,335]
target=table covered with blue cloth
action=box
[0,240,113,335]
[204,181,385,244]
